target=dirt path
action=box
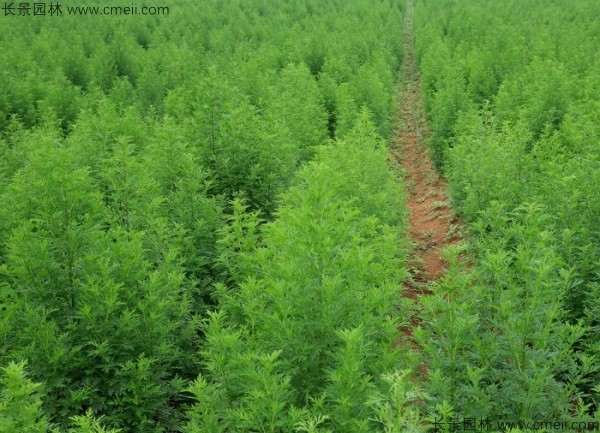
[391,1,462,301]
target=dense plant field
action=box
[2,0,599,431]
[414,0,600,424]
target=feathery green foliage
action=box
[184,113,422,432]
[414,0,600,420]
[0,0,406,431]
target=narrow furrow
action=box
[391,0,462,313]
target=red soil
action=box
[391,1,463,354]
[391,11,461,299]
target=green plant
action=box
[185,112,414,432]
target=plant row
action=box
[413,0,600,424]
[0,0,407,431]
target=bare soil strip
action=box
[391,1,462,302]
